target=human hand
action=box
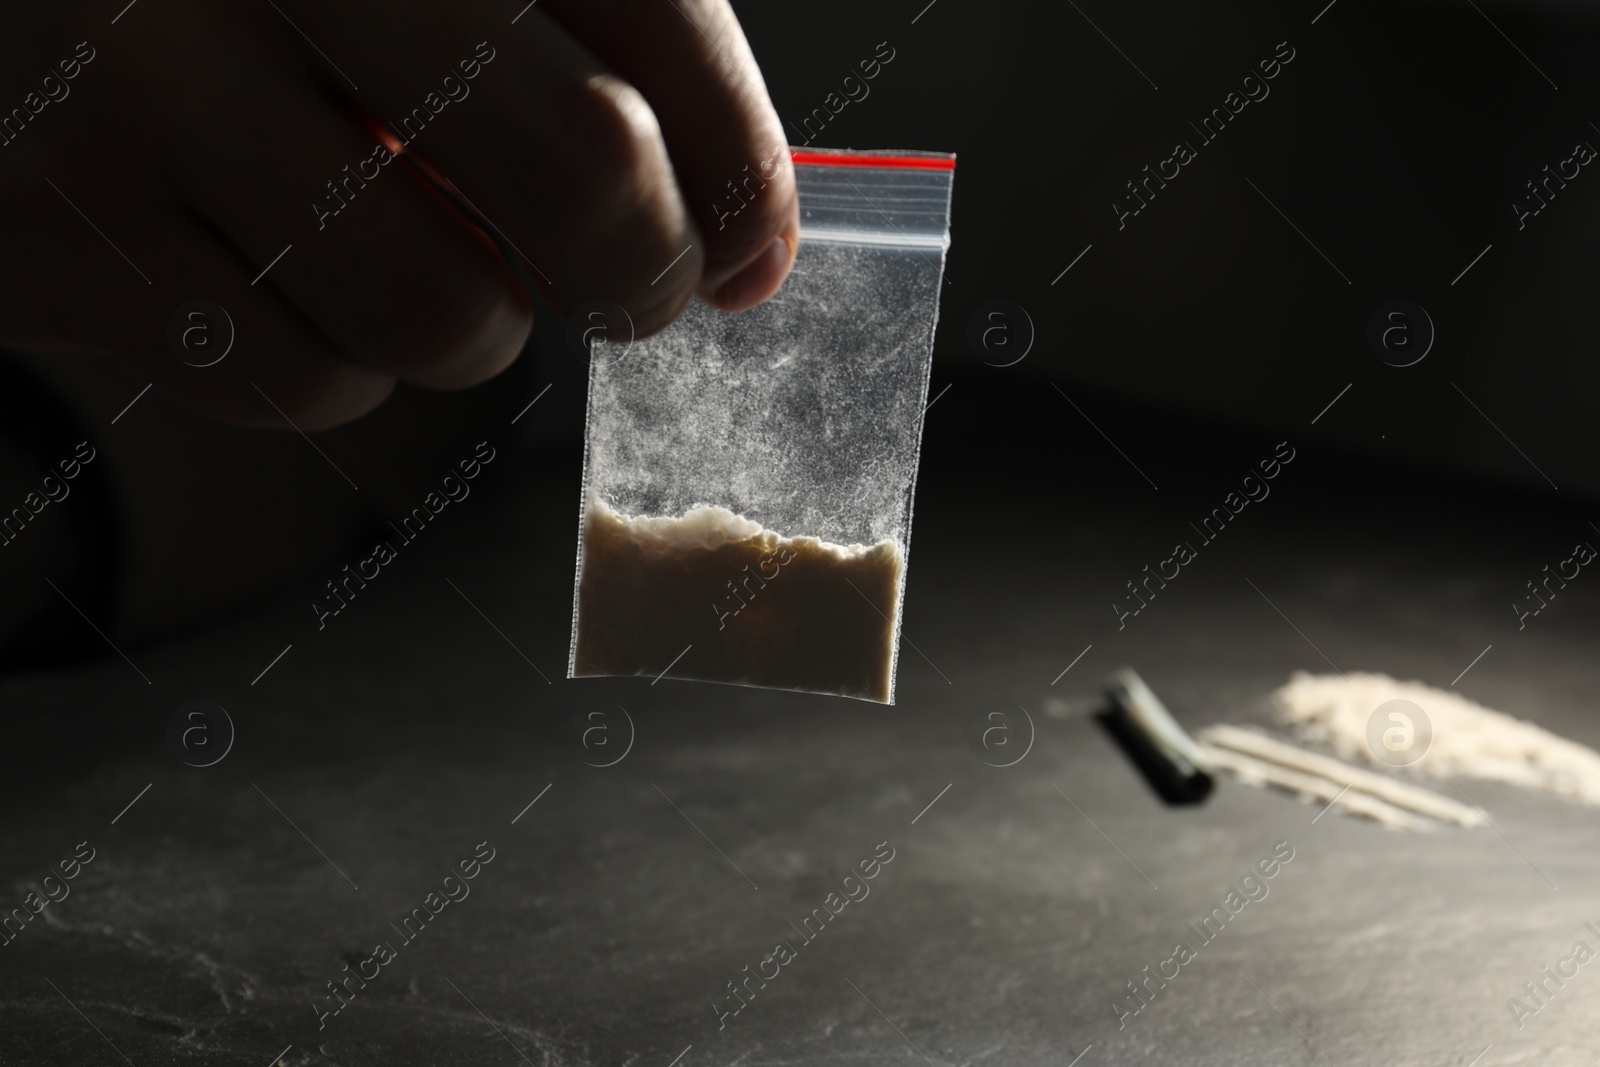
[0,0,799,429]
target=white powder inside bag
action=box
[607,503,766,550]
[1274,670,1600,805]
[571,494,904,703]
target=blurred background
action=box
[5,0,1598,657]
[743,0,1600,496]
[5,3,1600,1064]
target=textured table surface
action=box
[2,385,1596,1067]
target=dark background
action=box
[744,0,1600,498]
[8,0,1600,652]
[4,2,1600,1065]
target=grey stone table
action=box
[2,381,1596,1067]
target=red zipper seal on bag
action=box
[789,152,956,172]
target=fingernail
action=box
[710,233,798,312]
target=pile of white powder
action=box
[1274,671,1600,805]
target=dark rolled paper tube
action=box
[1099,666,1215,804]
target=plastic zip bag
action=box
[568,148,956,704]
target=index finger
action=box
[537,0,801,311]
